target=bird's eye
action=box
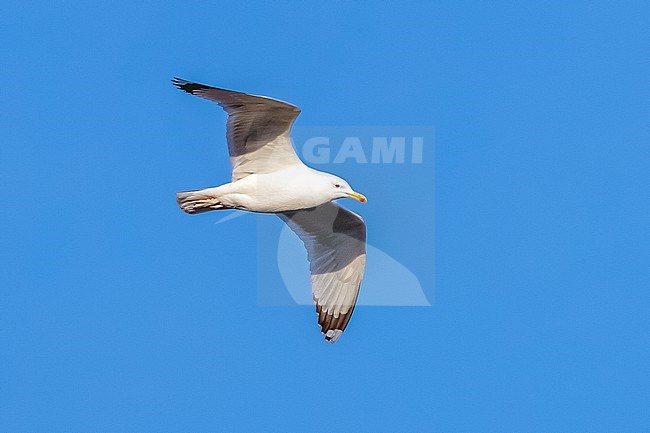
[334,184,341,188]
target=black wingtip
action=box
[171,77,184,85]
[171,77,209,95]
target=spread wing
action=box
[172,78,303,181]
[278,202,366,343]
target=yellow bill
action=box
[346,191,367,203]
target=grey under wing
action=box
[278,202,367,342]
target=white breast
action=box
[221,166,333,213]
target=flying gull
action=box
[172,78,367,343]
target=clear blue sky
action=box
[2,1,649,432]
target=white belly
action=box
[219,167,331,213]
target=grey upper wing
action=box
[278,202,367,343]
[172,78,303,181]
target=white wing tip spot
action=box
[324,329,343,343]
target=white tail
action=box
[176,189,230,214]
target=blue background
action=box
[1,1,648,432]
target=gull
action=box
[172,78,367,343]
